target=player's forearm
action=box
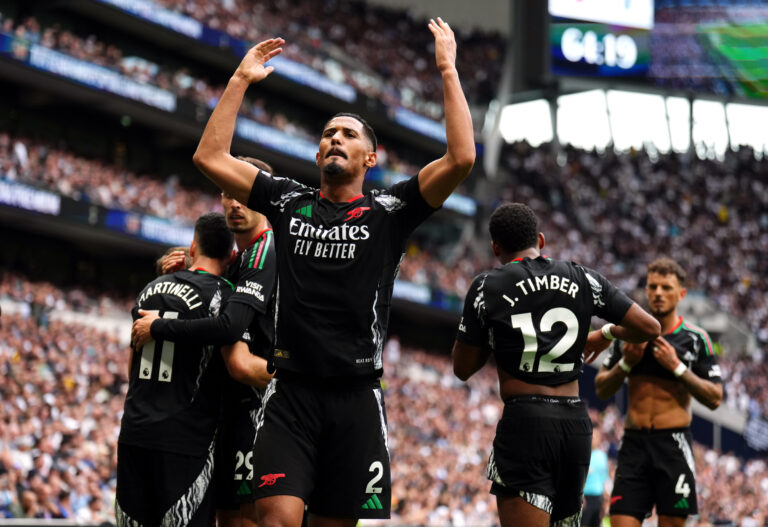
[594,368,626,400]
[680,373,722,410]
[442,68,475,175]
[192,75,251,194]
[222,344,273,388]
[151,303,255,345]
[607,304,661,343]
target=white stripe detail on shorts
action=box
[115,498,143,527]
[373,387,389,453]
[673,431,697,477]
[254,378,277,439]
[159,436,215,527]
[519,490,553,515]
[553,508,582,527]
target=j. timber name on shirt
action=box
[289,217,370,260]
[514,274,580,299]
[138,281,202,310]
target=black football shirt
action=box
[602,316,722,383]
[247,171,436,378]
[119,269,233,455]
[457,256,634,386]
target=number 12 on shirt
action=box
[138,311,178,382]
[511,308,579,373]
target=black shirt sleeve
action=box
[151,301,257,345]
[387,174,440,241]
[579,265,634,323]
[687,327,723,383]
[456,273,488,348]
[246,171,307,228]
[228,231,276,315]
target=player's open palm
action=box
[235,38,285,84]
[428,17,457,73]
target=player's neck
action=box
[190,256,225,277]
[658,310,681,334]
[500,248,540,264]
[319,178,363,203]
[234,219,269,251]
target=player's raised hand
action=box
[131,309,161,349]
[233,37,285,85]
[428,17,457,73]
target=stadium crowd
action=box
[2,1,503,124]
[150,0,504,120]
[0,272,767,524]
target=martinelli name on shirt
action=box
[138,281,202,310]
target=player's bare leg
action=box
[609,515,643,527]
[497,496,549,527]
[658,515,687,527]
[308,515,357,527]
[255,496,304,527]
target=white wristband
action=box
[673,362,687,377]
[601,323,616,341]
[618,358,632,374]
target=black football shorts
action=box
[487,395,592,524]
[215,393,262,510]
[610,427,698,519]
[116,441,215,527]
[251,373,391,519]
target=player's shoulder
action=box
[676,317,715,355]
[239,228,276,269]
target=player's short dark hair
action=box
[236,156,273,175]
[327,112,377,152]
[647,257,687,286]
[488,203,539,254]
[194,212,234,261]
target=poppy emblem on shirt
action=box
[345,207,370,221]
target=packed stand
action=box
[0,131,220,224]
[2,14,316,142]
[150,0,504,121]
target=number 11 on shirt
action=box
[138,311,179,382]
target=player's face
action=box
[645,272,685,318]
[221,193,260,233]
[316,116,375,178]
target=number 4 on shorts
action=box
[675,474,690,498]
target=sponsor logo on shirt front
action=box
[289,217,370,260]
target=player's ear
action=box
[364,151,377,168]
[189,239,197,259]
[538,232,546,250]
[679,286,687,300]
[491,241,500,258]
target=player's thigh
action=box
[497,495,550,527]
[310,384,390,520]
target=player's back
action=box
[120,269,232,455]
[477,256,619,386]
